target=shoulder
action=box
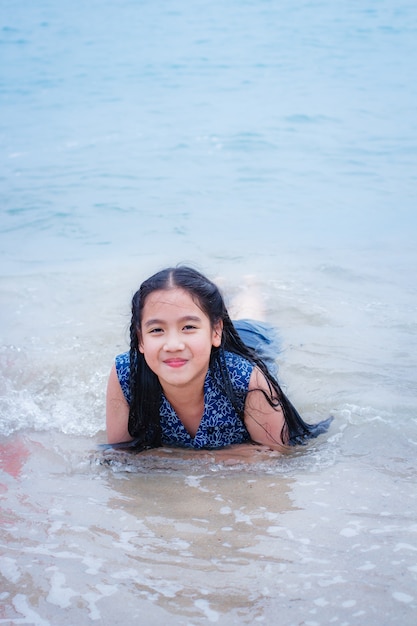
[114,351,131,403]
[223,350,252,368]
[222,351,254,388]
[115,351,131,379]
[115,351,130,368]
[248,365,272,392]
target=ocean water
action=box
[1,0,417,624]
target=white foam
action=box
[340,527,359,537]
[394,542,417,553]
[111,568,140,580]
[83,584,118,621]
[357,562,376,571]
[46,568,77,608]
[342,600,357,608]
[318,575,346,587]
[12,594,50,626]
[82,555,104,575]
[0,557,21,584]
[194,599,220,622]
[392,591,414,604]
[233,509,253,525]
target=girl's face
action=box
[138,288,222,393]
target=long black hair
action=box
[127,266,331,448]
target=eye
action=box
[183,324,197,331]
[149,327,164,334]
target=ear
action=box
[212,320,223,347]
[138,332,145,354]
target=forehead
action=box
[141,288,204,318]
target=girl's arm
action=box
[106,364,132,444]
[243,367,289,453]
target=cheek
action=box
[139,337,160,362]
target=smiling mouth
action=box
[163,359,188,368]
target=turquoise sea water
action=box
[1,1,417,624]
[2,0,416,270]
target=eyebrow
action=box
[143,315,203,328]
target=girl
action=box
[106,266,332,452]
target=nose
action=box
[163,333,185,352]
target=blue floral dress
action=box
[115,350,254,449]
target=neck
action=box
[162,380,205,411]
[161,373,207,437]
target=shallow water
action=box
[1,0,417,623]
[1,263,416,624]
[1,422,416,625]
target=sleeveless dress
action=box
[110,320,332,451]
[115,350,254,449]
